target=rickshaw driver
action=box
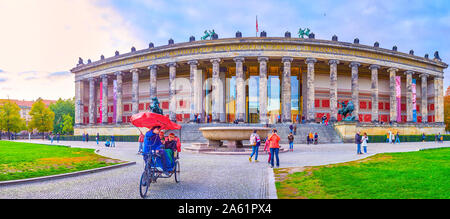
[142,126,169,172]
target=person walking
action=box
[386,132,390,143]
[289,124,293,134]
[50,133,54,144]
[293,124,297,135]
[395,132,400,144]
[306,133,310,145]
[361,132,369,154]
[309,132,314,145]
[421,133,426,142]
[296,114,299,124]
[249,130,261,162]
[82,132,86,142]
[96,133,99,146]
[56,133,60,143]
[268,129,281,168]
[198,114,202,123]
[314,132,318,145]
[390,131,395,144]
[86,133,89,142]
[288,133,294,152]
[138,131,145,154]
[355,131,362,154]
[110,135,115,147]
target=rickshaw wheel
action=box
[139,167,153,198]
[174,160,180,183]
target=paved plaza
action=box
[1,139,449,199]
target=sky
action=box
[0,0,449,100]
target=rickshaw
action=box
[139,148,180,198]
[130,110,182,198]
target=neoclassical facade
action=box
[71,32,447,135]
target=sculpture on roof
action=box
[201,29,216,40]
[298,28,311,38]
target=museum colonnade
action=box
[74,56,445,126]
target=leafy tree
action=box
[445,86,450,131]
[0,100,26,139]
[29,98,55,139]
[49,98,75,134]
[61,114,73,135]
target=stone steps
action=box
[176,123,342,144]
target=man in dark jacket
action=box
[355,131,362,154]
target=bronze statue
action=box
[149,97,163,115]
[338,101,356,121]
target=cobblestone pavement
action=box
[0,139,448,199]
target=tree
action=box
[445,86,450,131]
[61,114,73,135]
[49,98,75,134]
[0,100,26,139]
[29,98,55,139]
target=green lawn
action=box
[274,147,450,199]
[0,140,123,181]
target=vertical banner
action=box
[99,81,103,123]
[412,79,417,122]
[113,80,117,123]
[395,76,401,122]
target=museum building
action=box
[71,31,447,136]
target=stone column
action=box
[167,62,177,122]
[210,58,221,123]
[75,79,83,126]
[101,74,109,124]
[405,71,414,122]
[234,57,245,123]
[188,60,198,123]
[434,76,444,123]
[148,65,158,101]
[88,77,97,125]
[420,73,428,123]
[258,57,269,124]
[305,58,317,123]
[219,69,227,123]
[131,69,140,115]
[349,62,360,121]
[369,65,380,122]
[328,60,339,122]
[281,57,293,123]
[115,71,123,124]
[388,68,399,123]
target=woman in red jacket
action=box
[268,129,281,168]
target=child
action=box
[288,133,294,152]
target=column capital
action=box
[305,57,317,64]
[187,60,198,66]
[130,68,140,74]
[434,75,444,79]
[88,77,97,82]
[404,70,414,76]
[233,56,245,63]
[210,58,221,64]
[369,64,380,70]
[257,56,269,63]
[166,62,177,68]
[101,74,109,80]
[114,71,123,76]
[328,59,340,65]
[349,62,361,68]
[148,64,158,70]
[281,56,293,63]
[387,67,399,73]
[419,73,429,78]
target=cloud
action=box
[0,0,144,100]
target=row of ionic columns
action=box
[75,57,445,126]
